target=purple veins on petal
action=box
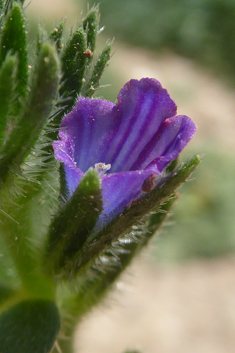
[53,77,197,223]
[132,114,196,172]
[105,78,177,172]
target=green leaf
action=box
[45,169,102,276]
[0,42,60,187]
[50,22,64,52]
[60,28,87,107]
[36,25,48,55]
[0,55,16,146]
[0,2,28,114]
[82,43,112,97]
[83,6,99,53]
[45,28,87,147]
[68,155,201,277]
[0,300,60,353]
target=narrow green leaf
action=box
[36,25,48,55]
[0,42,60,187]
[0,3,28,114]
[50,22,64,52]
[46,28,87,148]
[60,28,87,106]
[82,43,112,97]
[67,155,201,277]
[45,169,102,276]
[0,55,16,145]
[83,6,99,53]
[0,300,60,353]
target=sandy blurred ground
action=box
[76,257,235,353]
[25,0,79,23]
[27,1,235,352]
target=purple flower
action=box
[53,78,196,226]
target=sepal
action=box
[45,169,102,277]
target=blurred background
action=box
[27,0,235,352]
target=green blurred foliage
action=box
[153,146,235,263]
[86,0,235,84]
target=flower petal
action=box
[53,139,84,195]
[58,98,117,173]
[63,164,84,196]
[98,169,153,228]
[131,115,197,172]
[55,78,178,175]
[105,78,177,172]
